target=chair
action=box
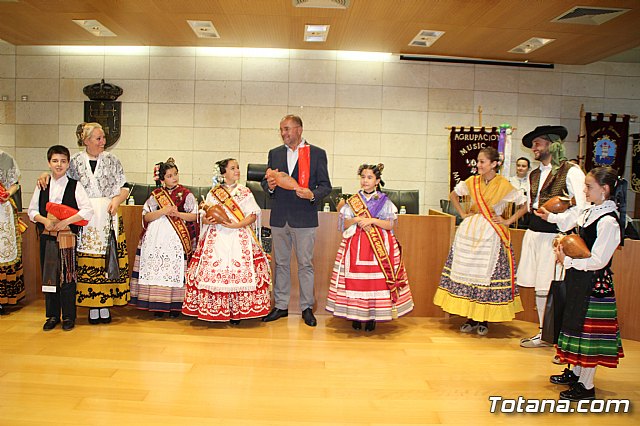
[440,199,463,225]
[246,164,270,209]
[127,182,153,205]
[381,189,419,214]
[317,186,342,212]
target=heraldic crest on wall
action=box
[83,79,123,149]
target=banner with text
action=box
[585,113,630,175]
[449,126,500,191]
[631,133,640,194]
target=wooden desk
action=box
[19,207,640,340]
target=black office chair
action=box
[246,164,270,209]
[127,182,152,205]
[318,186,342,212]
[381,189,419,214]
[440,199,463,225]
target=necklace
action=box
[362,189,376,195]
[165,185,177,191]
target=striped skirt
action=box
[326,230,413,322]
[556,296,624,368]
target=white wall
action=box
[1,43,639,213]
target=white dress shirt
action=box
[28,175,94,223]
[286,138,307,175]
[564,200,620,271]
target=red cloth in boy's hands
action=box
[46,202,89,226]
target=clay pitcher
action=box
[540,195,575,213]
[554,234,591,259]
[203,204,231,224]
[265,168,299,190]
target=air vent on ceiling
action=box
[293,0,349,9]
[72,20,117,37]
[187,20,220,39]
[408,30,445,48]
[551,6,630,25]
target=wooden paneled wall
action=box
[19,207,640,340]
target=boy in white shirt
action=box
[28,145,93,331]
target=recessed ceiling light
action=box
[293,0,349,9]
[408,30,445,48]
[187,20,220,39]
[304,24,329,42]
[509,37,555,54]
[72,20,116,37]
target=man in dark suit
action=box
[261,114,332,327]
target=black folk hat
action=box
[522,125,568,148]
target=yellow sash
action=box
[152,188,193,256]
[210,185,261,247]
[347,194,401,302]
[470,176,515,296]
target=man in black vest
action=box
[28,145,93,331]
[261,115,332,327]
[517,126,586,351]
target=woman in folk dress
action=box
[0,150,25,314]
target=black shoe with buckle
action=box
[550,368,579,385]
[302,308,317,327]
[560,382,596,401]
[262,308,288,322]
[43,317,60,331]
[230,319,241,325]
[62,319,75,331]
[352,321,362,330]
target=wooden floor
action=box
[1,302,638,425]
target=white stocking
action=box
[578,366,596,389]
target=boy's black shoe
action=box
[43,317,60,331]
[62,319,75,331]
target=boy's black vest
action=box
[37,178,81,235]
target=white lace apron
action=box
[137,215,185,288]
[0,200,18,263]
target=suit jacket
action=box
[261,143,331,228]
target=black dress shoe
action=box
[154,311,165,318]
[550,368,579,385]
[88,310,100,325]
[100,315,112,324]
[262,308,288,322]
[364,320,376,332]
[62,319,75,331]
[169,311,180,318]
[352,321,362,330]
[230,319,241,325]
[560,382,595,401]
[0,304,4,315]
[302,308,317,327]
[43,317,60,331]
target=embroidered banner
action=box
[584,113,630,175]
[449,127,500,191]
[631,133,640,193]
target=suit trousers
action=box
[40,235,77,320]
[271,224,316,311]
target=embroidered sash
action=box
[470,176,516,297]
[152,187,193,256]
[347,194,401,302]
[210,185,262,247]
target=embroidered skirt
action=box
[0,203,25,305]
[182,227,271,322]
[434,244,523,322]
[75,210,130,307]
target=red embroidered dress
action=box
[182,185,271,321]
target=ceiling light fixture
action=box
[508,37,555,54]
[408,30,445,48]
[72,20,116,37]
[293,0,349,9]
[304,24,330,42]
[187,20,220,39]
